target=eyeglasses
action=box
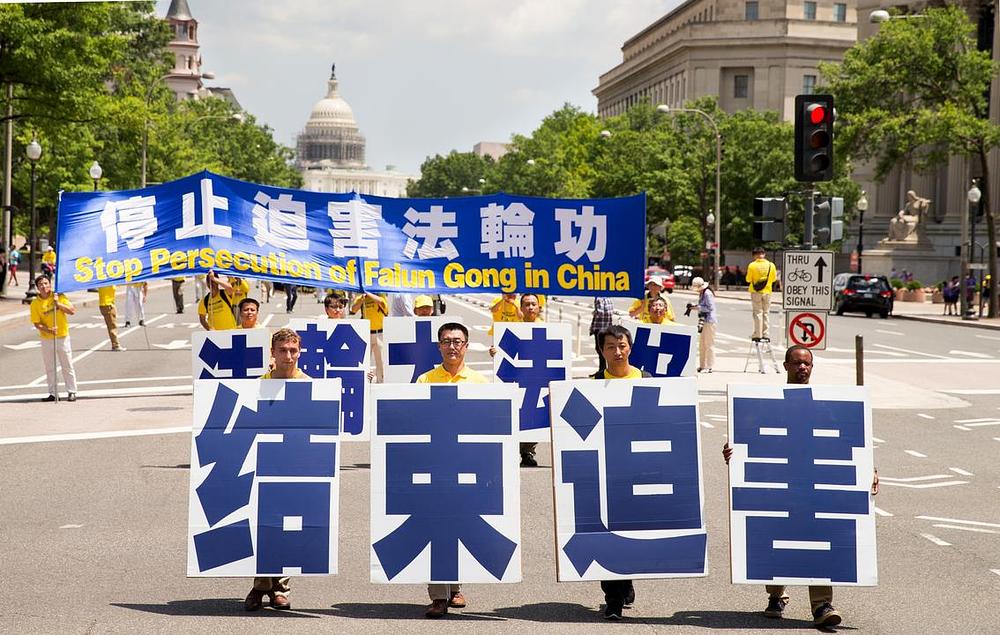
[439,338,467,348]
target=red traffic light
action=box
[807,103,827,124]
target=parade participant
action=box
[689,277,716,373]
[629,276,675,323]
[351,291,389,382]
[413,294,435,317]
[237,298,261,329]
[98,285,125,351]
[8,244,19,286]
[324,291,348,320]
[228,276,251,314]
[590,296,614,375]
[123,280,147,327]
[389,292,415,317]
[244,328,307,612]
[198,270,237,331]
[591,324,650,619]
[170,276,185,314]
[416,322,488,618]
[29,275,78,402]
[488,292,520,336]
[41,245,56,279]
[746,247,776,341]
[723,345,879,628]
[285,282,298,314]
[645,296,670,324]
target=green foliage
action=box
[890,278,904,289]
[666,216,703,264]
[406,151,494,198]
[906,280,923,291]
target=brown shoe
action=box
[244,589,265,612]
[425,599,448,618]
[448,592,467,608]
[269,592,291,610]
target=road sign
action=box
[782,250,834,310]
[968,263,987,270]
[786,311,827,350]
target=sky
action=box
[154,0,683,175]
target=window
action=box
[734,75,749,99]
[833,3,847,22]
[178,23,188,38]
[804,1,817,20]
[802,74,816,95]
[745,1,759,21]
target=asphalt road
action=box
[2,286,999,633]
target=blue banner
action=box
[56,171,645,296]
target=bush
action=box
[935,280,946,290]
[906,280,923,291]
[890,278,905,289]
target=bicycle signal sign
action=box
[786,311,827,350]
[782,250,834,310]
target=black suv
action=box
[833,274,893,318]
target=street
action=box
[2,286,999,633]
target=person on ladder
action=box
[746,247,777,341]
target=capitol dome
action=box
[296,64,366,169]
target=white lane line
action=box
[0,384,191,403]
[59,524,85,529]
[880,475,952,482]
[949,467,974,476]
[991,569,1000,577]
[941,389,1000,395]
[261,314,276,327]
[920,533,951,546]
[0,425,190,445]
[872,343,948,359]
[447,296,495,320]
[875,329,905,336]
[825,347,906,356]
[993,438,1000,442]
[933,524,999,534]
[699,421,714,429]
[872,436,885,443]
[967,421,1000,428]
[917,516,1000,529]
[949,350,994,359]
[905,450,927,458]
[953,425,972,431]
[0,374,191,392]
[874,507,893,517]
[917,413,935,420]
[880,480,968,489]
[975,334,1000,341]
[954,417,1000,423]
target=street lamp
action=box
[965,181,982,319]
[658,103,722,289]
[89,161,103,191]
[22,136,41,303]
[856,192,868,273]
[869,10,926,23]
[600,129,612,139]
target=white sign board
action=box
[782,250,834,311]
[785,311,828,350]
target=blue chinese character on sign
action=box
[495,327,566,432]
[192,382,339,574]
[388,320,439,382]
[559,386,706,576]
[732,388,867,583]
[198,334,266,379]
[373,386,517,581]
[629,326,691,377]
[296,322,367,435]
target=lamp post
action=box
[22,136,41,303]
[657,104,722,290]
[962,180,981,320]
[856,192,868,273]
[89,161,103,191]
[141,71,216,187]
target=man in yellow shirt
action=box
[237,298,261,329]
[746,247,777,340]
[629,277,675,323]
[413,294,435,317]
[41,245,56,278]
[97,285,124,351]
[351,291,389,382]
[416,322,488,618]
[228,276,251,316]
[489,292,520,336]
[645,296,670,325]
[245,328,308,612]
[29,275,78,402]
[198,271,237,331]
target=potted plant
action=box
[904,280,925,302]
[931,280,945,304]
[891,277,906,300]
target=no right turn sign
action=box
[786,311,827,350]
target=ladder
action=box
[744,338,782,374]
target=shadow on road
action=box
[304,602,504,620]
[112,599,319,618]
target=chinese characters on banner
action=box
[369,383,521,584]
[287,319,371,441]
[56,171,644,297]
[191,330,270,380]
[383,316,455,384]
[550,378,707,581]
[187,379,342,576]
[622,320,698,378]
[492,322,572,441]
[727,385,877,586]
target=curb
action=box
[891,313,1000,331]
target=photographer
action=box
[686,276,717,373]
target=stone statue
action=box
[887,189,931,242]
[330,62,336,79]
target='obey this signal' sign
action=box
[782,250,834,310]
[786,311,827,350]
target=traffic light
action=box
[813,195,844,246]
[795,94,834,182]
[753,197,785,242]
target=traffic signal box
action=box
[753,197,785,242]
[813,195,844,247]
[794,95,834,182]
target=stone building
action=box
[164,0,208,100]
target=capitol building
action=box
[296,65,416,197]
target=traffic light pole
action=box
[803,190,815,250]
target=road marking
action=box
[940,389,1000,395]
[154,339,190,350]
[904,450,927,458]
[872,343,948,359]
[879,479,968,489]
[873,507,893,517]
[0,425,190,445]
[949,350,993,359]
[992,569,1000,577]
[3,341,41,351]
[933,524,999,534]
[953,425,972,431]
[0,384,192,403]
[880,475,952,482]
[0,375,190,392]
[994,437,1000,442]
[699,421,714,429]
[875,329,905,336]
[917,516,1000,529]
[59,524,84,529]
[920,533,951,546]
[917,413,935,420]
[967,421,1000,428]
[949,467,974,476]
[261,314,276,327]
[975,334,1000,341]
[954,417,1000,423]
[872,436,885,443]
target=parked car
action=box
[671,264,694,288]
[833,273,893,318]
[644,266,675,293]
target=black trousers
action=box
[171,279,184,313]
[286,285,298,311]
[601,579,634,605]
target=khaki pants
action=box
[751,292,771,339]
[41,336,77,395]
[699,321,716,370]
[766,585,832,614]
[253,576,290,597]
[370,332,384,383]
[428,583,461,601]
[171,279,185,313]
[99,305,121,350]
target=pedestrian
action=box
[488,292,520,336]
[746,247,776,341]
[324,291,348,320]
[590,296,614,375]
[690,276,717,373]
[417,322,487,618]
[8,244,19,286]
[591,324,651,620]
[350,291,388,382]
[943,276,960,316]
[285,281,298,313]
[244,328,307,612]
[237,298,261,329]
[413,294,435,317]
[41,245,56,279]
[171,276,185,314]
[123,280,147,327]
[228,276,250,316]
[965,272,976,313]
[0,246,7,291]
[389,292,415,317]
[29,275,78,402]
[722,345,879,628]
[980,274,991,313]
[98,285,125,351]
[198,271,237,331]
[629,276,675,323]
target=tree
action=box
[666,216,703,265]
[407,151,494,198]
[820,5,1000,316]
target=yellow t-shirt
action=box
[489,297,520,335]
[228,278,250,307]
[97,286,116,307]
[630,294,676,323]
[198,291,238,330]
[30,293,72,339]
[603,366,643,380]
[416,364,489,384]
[261,368,308,379]
[353,294,388,331]
[746,259,777,294]
[42,251,56,266]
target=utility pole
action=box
[1,83,12,296]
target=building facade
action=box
[593,0,858,121]
[164,0,208,100]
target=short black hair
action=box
[238,297,259,310]
[752,247,766,256]
[784,344,814,363]
[34,274,48,285]
[438,322,468,341]
[520,293,539,305]
[324,293,346,308]
[598,324,633,349]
